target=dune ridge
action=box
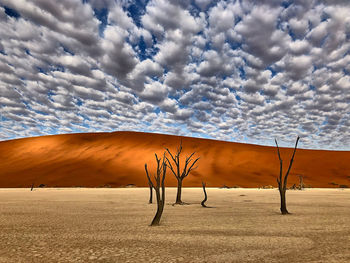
[0,131,350,188]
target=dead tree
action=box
[275,136,300,215]
[145,153,167,226]
[145,165,153,203]
[201,181,208,207]
[298,175,304,190]
[165,141,199,205]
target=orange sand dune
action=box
[0,131,350,188]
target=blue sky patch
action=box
[4,6,20,19]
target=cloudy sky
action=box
[0,0,349,149]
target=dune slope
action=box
[0,131,350,188]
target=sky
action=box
[0,0,349,149]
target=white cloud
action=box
[1,0,350,149]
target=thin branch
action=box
[165,156,178,178]
[275,138,283,188]
[176,152,180,178]
[165,148,177,164]
[155,153,160,162]
[177,140,183,156]
[186,152,196,162]
[145,164,154,189]
[161,162,167,185]
[283,136,300,190]
[155,154,161,186]
[182,152,196,175]
[183,157,200,178]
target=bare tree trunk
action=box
[150,172,166,226]
[145,164,154,204]
[175,178,183,204]
[201,182,207,207]
[153,170,166,225]
[151,187,163,225]
[149,185,153,204]
[279,188,288,214]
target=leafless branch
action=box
[283,136,300,190]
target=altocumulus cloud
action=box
[0,0,350,149]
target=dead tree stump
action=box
[201,181,208,207]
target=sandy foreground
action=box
[0,188,349,263]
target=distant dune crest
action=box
[0,131,349,188]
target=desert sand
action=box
[0,188,349,262]
[1,131,350,188]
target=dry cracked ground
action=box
[0,188,349,262]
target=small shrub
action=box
[329,182,339,186]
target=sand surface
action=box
[1,131,350,188]
[0,188,349,262]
